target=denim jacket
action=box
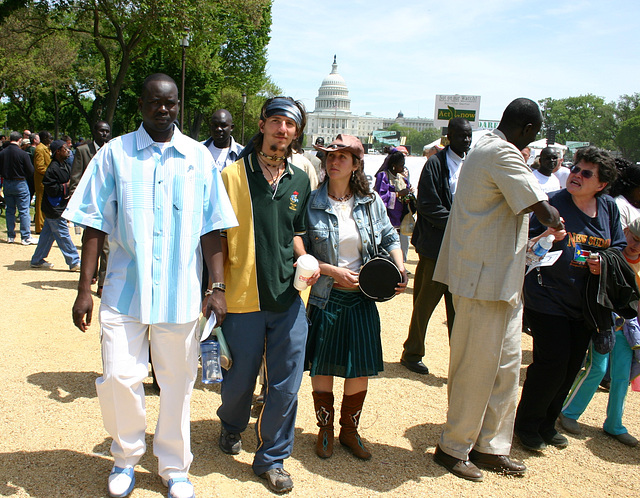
[303,182,400,309]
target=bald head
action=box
[138,73,179,142]
[209,109,234,148]
[538,147,559,176]
[92,121,111,147]
[447,117,472,157]
[497,98,543,151]
[141,73,178,99]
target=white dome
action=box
[314,55,351,113]
[321,73,346,87]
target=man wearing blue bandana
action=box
[217,96,318,494]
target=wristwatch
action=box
[205,282,226,295]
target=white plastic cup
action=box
[294,254,319,291]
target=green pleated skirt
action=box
[305,288,383,378]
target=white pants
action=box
[97,304,198,480]
[439,295,522,460]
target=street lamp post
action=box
[241,92,247,144]
[179,28,190,133]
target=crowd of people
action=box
[1,74,639,498]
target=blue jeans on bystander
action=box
[3,179,31,241]
[31,217,80,268]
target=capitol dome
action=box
[314,55,351,113]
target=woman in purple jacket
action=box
[374,150,414,261]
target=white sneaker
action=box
[7,237,15,243]
[30,261,54,269]
[21,236,38,245]
[163,476,195,498]
[108,466,135,497]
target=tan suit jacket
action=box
[434,130,546,305]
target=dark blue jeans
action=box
[3,179,31,240]
[217,297,308,475]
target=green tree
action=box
[0,0,272,135]
[0,22,79,135]
[613,93,640,161]
[386,124,441,154]
[617,115,640,162]
[538,95,617,150]
[615,93,640,122]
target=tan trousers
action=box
[439,295,522,460]
[34,173,44,233]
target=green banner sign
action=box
[437,105,477,122]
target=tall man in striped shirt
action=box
[65,73,237,498]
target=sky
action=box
[266,0,640,121]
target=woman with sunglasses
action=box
[515,146,626,452]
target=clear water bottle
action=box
[201,339,223,384]
[526,234,555,265]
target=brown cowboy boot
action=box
[339,390,372,460]
[312,391,334,458]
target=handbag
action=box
[358,201,402,302]
[399,211,415,236]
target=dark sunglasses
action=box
[570,165,595,179]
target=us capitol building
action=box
[304,56,434,146]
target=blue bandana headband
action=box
[263,97,303,129]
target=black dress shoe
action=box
[434,445,483,482]
[469,449,526,476]
[400,359,429,375]
[541,431,568,448]
[515,430,547,452]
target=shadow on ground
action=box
[26,372,162,403]
[27,371,100,403]
[379,361,447,387]
[0,442,165,497]
[24,279,79,290]
[189,418,446,493]
[292,422,446,491]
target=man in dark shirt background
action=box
[0,131,36,244]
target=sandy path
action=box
[1,234,639,497]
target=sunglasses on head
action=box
[570,165,595,179]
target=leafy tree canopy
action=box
[385,123,441,154]
[0,0,273,139]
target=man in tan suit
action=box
[33,131,52,234]
[432,98,564,482]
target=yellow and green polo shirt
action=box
[221,153,311,313]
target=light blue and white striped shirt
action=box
[64,124,238,324]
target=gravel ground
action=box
[1,232,640,497]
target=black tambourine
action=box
[358,200,402,302]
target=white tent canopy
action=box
[527,138,568,151]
